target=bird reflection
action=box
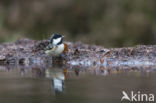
[45,68,66,95]
[52,78,64,95]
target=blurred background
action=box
[0,0,156,47]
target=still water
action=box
[0,65,156,103]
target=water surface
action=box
[0,65,156,103]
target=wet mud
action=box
[0,38,156,70]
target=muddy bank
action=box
[0,39,156,69]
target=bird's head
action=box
[50,33,64,46]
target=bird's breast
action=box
[45,44,64,56]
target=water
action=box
[0,65,156,103]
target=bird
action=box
[45,33,68,56]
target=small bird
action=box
[45,33,68,56]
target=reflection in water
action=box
[0,64,155,96]
[74,68,80,76]
[45,68,65,95]
[52,78,64,94]
[0,65,156,103]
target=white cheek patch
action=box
[53,38,61,45]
